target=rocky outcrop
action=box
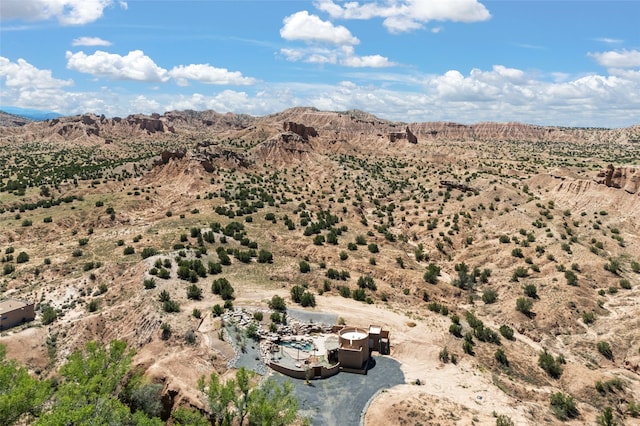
[440,180,477,193]
[406,127,417,144]
[252,132,315,165]
[596,165,640,194]
[283,122,318,141]
[0,111,31,127]
[126,115,171,134]
[157,149,186,165]
[389,127,417,143]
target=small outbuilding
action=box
[0,299,35,331]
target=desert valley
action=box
[1,107,640,425]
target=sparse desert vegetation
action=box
[1,108,640,425]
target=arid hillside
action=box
[1,108,639,425]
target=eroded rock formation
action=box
[389,127,418,143]
[283,122,318,141]
[158,149,186,165]
[596,164,640,194]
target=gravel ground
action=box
[271,356,405,425]
[224,325,268,375]
[285,308,338,326]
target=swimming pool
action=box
[280,340,313,351]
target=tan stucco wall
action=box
[0,304,35,330]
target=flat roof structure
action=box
[0,299,35,331]
[0,299,28,314]
[341,330,368,340]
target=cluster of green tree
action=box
[451,262,491,290]
[0,194,81,215]
[0,341,300,425]
[290,285,315,307]
[1,143,162,198]
[176,258,208,282]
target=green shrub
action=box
[257,249,273,264]
[290,285,304,303]
[438,347,450,363]
[158,290,170,302]
[141,247,158,259]
[604,258,621,275]
[268,295,286,311]
[163,300,180,313]
[300,291,316,307]
[186,284,203,300]
[87,300,99,312]
[495,415,515,426]
[511,266,529,281]
[549,392,578,420]
[299,260,310,273]
[539,349,563,379]
[352,288,366,301]
[143,278,156,289]
[499,325,514,340]
[41,305,57,325]
[565,270,578,286]
[582,311,596,325]
[123,246,135,255]
[423,263,441,284]
[597,341,613,360]
[495,348,509,367]
[449,323,462,338]
[16,251,29,263]
[212,304,224,317]
[523,283,538,298]
[339,286,351,298]
[211,278,234,300]
[462,339,474,355]
[516,297,533,316]
[160,323,171,340]
[482,289,498,304]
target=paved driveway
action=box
[272,356,405,425]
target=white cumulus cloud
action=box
[0,56,73,89]
[279,46,394,68]
[0,56,74,112]
[0,0,126,25]
[72,36,112,46]
[3,54,639,128]
[65,50,257,86]
[66,50,170,82]
[168,64,256,86]
[314,0,490,33]
[280,11,359,45]
[341,54,395,68]
[589,49,640,68]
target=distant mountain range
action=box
[0,106,62,121]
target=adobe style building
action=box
[0,299,35,331]
[334,325,390,373]
[267,323,390,379]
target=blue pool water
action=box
[280,340,313,351]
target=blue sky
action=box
[1,0,639,127]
